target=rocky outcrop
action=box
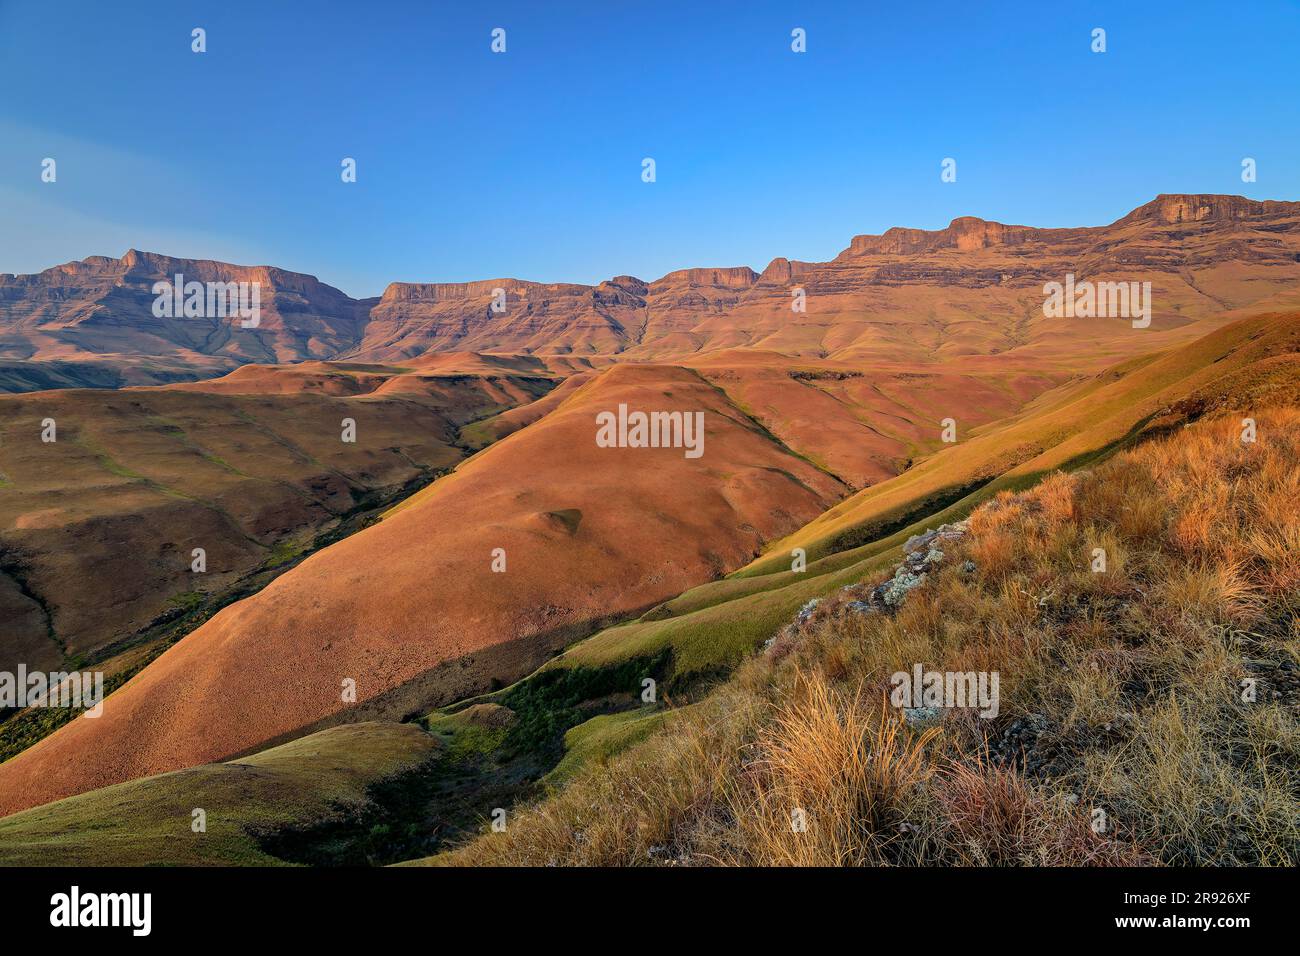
[765,520,971,657]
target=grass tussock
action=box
[432,407,1300,866]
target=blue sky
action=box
[1,0,1297,297]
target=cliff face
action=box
[351,195,1300,364]
[3,194,1299,390]
[356,278,646,360]
[837,194,1299,256]
[838,217,1058,256]
[1116,193,1296,225]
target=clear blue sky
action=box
[1,0,1297,297]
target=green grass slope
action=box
[0,722,436,866]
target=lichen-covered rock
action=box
[877,569,927,607]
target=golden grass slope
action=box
[740,311,1300,576]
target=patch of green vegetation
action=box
[264,537,308,568]
[166,590,205,613]
[457,418,496,450]
[94,451,148,482]
[546,708,668,785]
[495,649,673,756]
[422,710,511,762]
[198,449,248,477]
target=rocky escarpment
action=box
[4,195,1300,389]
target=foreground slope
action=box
[0,363,844,816]
[428,403,1300,866]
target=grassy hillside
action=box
[468,312,1300,708]
[740,311,1300,576]
[425,405,1299,865]
[0,366,554,674]
[2,312,1295,865]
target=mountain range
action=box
[4,194,1298,392]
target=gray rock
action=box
[795,598,821,623]
[903,529,938,554]
[903,706,943,727]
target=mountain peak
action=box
[1115,193,1300,226]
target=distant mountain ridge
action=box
[2,194,1299,390]
[0,249,370,389]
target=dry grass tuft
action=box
[698,673,936,866]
